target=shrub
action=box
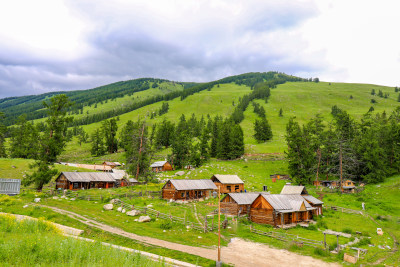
[329,242,338,251]
[342,228,353,234]
[313,247,328,256]
[316,220,328,229]
[355,238,371,247]
[159,220,173,230]
[306,224,317,231]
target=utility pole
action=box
[340,143,343,193]
[217,186,222,267]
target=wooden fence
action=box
[250,225,325,249]
[48,190,161,201]
[325,205,364,215]
[112,199,214,232]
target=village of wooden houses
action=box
[2,154,397,267]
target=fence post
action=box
[336,235,339,252]
[324,233,327,251]
[204,216,208,233]
[144,207,147,214]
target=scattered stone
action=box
[70,198,75,201]
[147,204,153,208]
[53,196,59,200]
[23,205,29,208]
[126,210,141,216]
[117,207,123,212]
[34,198,41,203]
[186,225,190,229]
[110,199,119,204]
[60,195,67,199]
[187,171,191,175]
[377,228,383,235]
[138,216,151,222]
[386,245,391,249]
[198,236,202,239]
[163,230,166,232]
[175,171,185,176]
[134,219,138,222]
[103,204,113,210]
[11,165,16,168]
[122,209,126,213]
[198,198,204,202]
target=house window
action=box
[235,185,239,191]
[181,192,185,198]
[73,183,79,189]
[227,185,231,192]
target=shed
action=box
[151,161,173,172]
[249,194,315,226]
[280,185,308,195]
[303,195,324,215]
[55,172,116,190]
[211,174,244,193]
[0,178,21,196]
[162,179,217,200]
[220,193,259,215]
[270,174,291,180]
[340,180,356,193]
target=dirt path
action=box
[41,205,340,267]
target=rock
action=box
[117,207,123,212]
[175,171,185,176]
[61,195,67,199]
[386,245,391,249]
[53,196,59,200]
[103,204,113,210]
[147,204,153,208]
[198,198,204,202]
[138,216,151,222]
[70,198,75,201]
[134,219,138,222]
[110,199,119,204]
[186,225,190,229]
[23,205,29,208]
[34,198,41,203]
[187,171,191,175]
[163,230,166,232]
[126,210,141,216]
[122,209,126,213]
[198,236,202,239]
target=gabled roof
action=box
[303,195,324,205]
[150,161,168,168]
[261,194,314,212]
[212,174,244,184]
[59,172,116,183]
[103,161,117,166]
[129,178,138,183]
[280,185,308,195]
[224,193,259,205]
[165,179,217,190]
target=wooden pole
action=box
[136,119,146,181]
[336,235,339,252]
[217,186,221,266]
[316,148,321,188]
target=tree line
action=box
[285,106,400,185]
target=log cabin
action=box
[55,172,116,190]
[162,179,217,200]
[303,195,324,215]
[270,174,291,180]
[249,194,316,227]
[220,193,259,216]
[150,161,173,172]
[211,174,244,194]
[313,180,337,188]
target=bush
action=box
[313,247,328,256]
[306,224,317,231]
[316,220,328,229]
[342,228,353,234]
[355,238,371,247]
[159,220,173,230]
[329,242,338,251]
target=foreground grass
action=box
[0,214,162,267]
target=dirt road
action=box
[42,205,340,267]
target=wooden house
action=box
[150,161,173,172]
[313,180,337,188]
[55,172,116,190]
[281,184,323,215]
[211,174,244,193]
[162,179,217,200]
[249,194,315,227]
[340,180,356,193]
[220,193,259,216]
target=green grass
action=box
[0,213,162,266]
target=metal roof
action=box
[261,194,314,212]
[168,179,217,190]
[280,185,307,195]
[225,193,259,205]
[303,195,324,205]
[0,179,21,195]
[212,174,244,184]
[150,161,168,168]
[59,172,116,183]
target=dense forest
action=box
[285,106,400,185]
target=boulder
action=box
[52,196,59,200]
[34,198,41,203]
[103,204,113,210]
[70,198,75,201]
[110,199,119,204]
[117,207,123,212]
[175,171,185,176]
[126,210,141,216]
[122,209,126,213]
[138,216,151,222]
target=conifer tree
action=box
[0,112,6,158]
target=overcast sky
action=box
[0,0,399,98]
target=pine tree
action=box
[102,118,118,153]
[279,108,283,117]
[229,124,244,159]
[23,95,72,190]
[253,118,272,142]
[371,89,375,95]
[91,129,105,156]
[199,129,210,161]
[0,112,6,158]
[155,118,175,148]
[398,94,400,102]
